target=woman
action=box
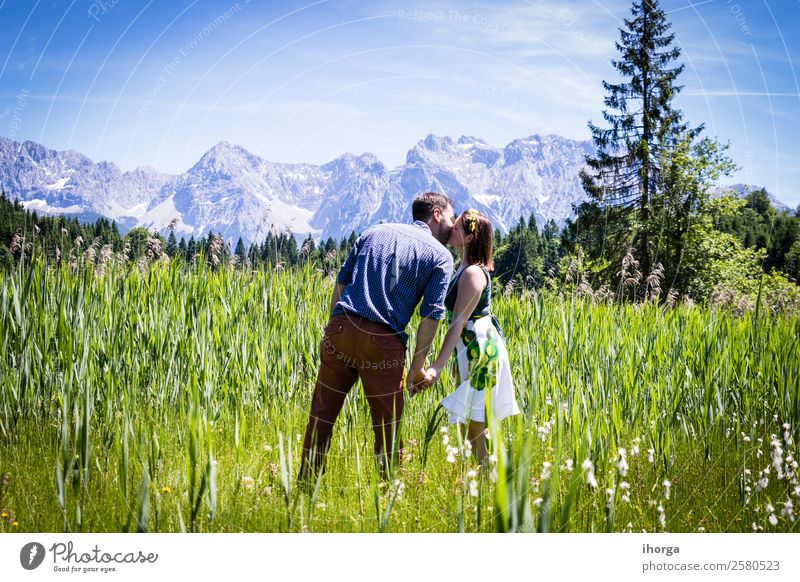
[424,209,519,462]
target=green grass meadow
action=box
[1,258,799,533]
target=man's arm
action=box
[329,283,345,319]
[407,254,453,391]
[406,316,440,390]
[328,233,364,320]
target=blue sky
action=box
[1,0,798,206]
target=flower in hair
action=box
[462,209,479,234]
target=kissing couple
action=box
[299,192,520,483]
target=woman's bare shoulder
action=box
[458,264,488,289]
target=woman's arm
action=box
[428,265,486,378]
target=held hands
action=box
[407,366,439,397]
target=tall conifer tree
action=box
[580,0,700,278]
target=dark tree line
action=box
[0,190,358,272]
[493,215,562,289]
[4,184,796,294]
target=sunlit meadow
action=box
[1,251,798,533]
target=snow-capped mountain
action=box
[140,141,326,242]
[396,134,595,236]
[0,137,170,232]
[2,133,600,244]
[144,133,594,243]
[313,152,402,238]
[31,132,800,247]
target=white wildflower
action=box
[241,476,255,490]
[781,499,794,521]
[620,481,631,503]
[771,447,785,479]
[657,504,666,529]
[663,479,672,500]
[616,448,629,476]
[768,514,778,526]
[541,462,552,480]
[537,421,551,442]
[630,438,640,457]
[533,497,544,508]
[582,459,598,488]
[647,448,655,463]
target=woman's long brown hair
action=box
[462,209,494,271]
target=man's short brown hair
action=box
[412,192,454,222]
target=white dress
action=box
[440,266,520,424]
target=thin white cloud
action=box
[684,91,800,97]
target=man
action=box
[299,192,455,482]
